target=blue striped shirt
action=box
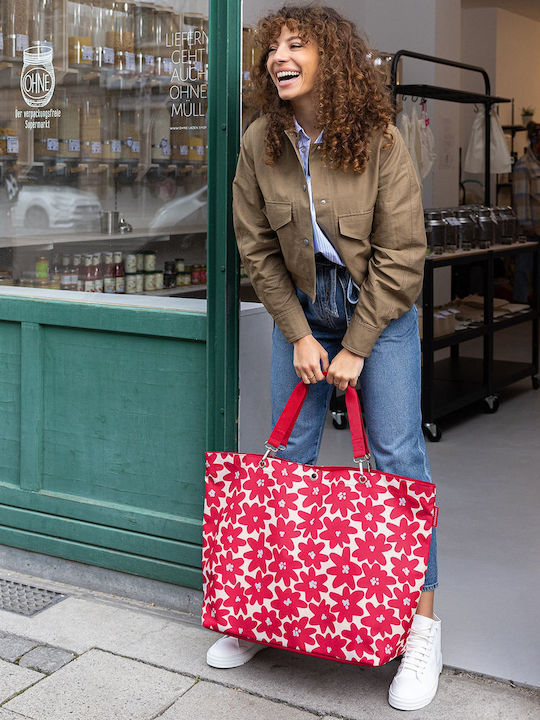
[294,119,344,265]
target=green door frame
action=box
[206,0,242,452]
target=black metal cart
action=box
[389,51,539,441]
[421,242,539,442]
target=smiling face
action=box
[265,25,320,109]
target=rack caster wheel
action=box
[532,376,539,390]
[483,395,500,413]
[332,412,348,430]
[423,423,441,442]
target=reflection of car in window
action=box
[10,186,102,232]
[149,185,207,231]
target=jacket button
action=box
[320,199,326,204]
[303,238,309,246]
[303,184,307,191]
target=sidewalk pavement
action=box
[0,567,538,720]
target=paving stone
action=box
[0,710,33,719]
[5,648,195,720]
[119,622,540,720]
[0,635,39,663]
[0,598,166,655]
[18,645,76,674]
[0,658,44,704]
[159,681,320,720]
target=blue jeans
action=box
[271,258,438,591]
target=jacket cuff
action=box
[274,308,312,344]
[341,315,382,357]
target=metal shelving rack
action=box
[390,51,538,441]
[421,242,539,441]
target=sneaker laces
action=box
[400,627,434,674]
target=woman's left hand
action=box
[326,349,365,390]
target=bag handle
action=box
[266,376,372,470]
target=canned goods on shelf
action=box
[125,274,137,294]
[143,251,156,272]
[125,254,137,274]
[144,271,156,291]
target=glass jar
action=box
[81,100,102,160]
[58,90,81,159]
[93,0,116,68]
[30,0,55,50]
[151,107,171,162]
[34,111,59,160]
[135,3,156,75]
[119,109,141,160]
[155,5,177,76]
[424,211,446,255]
[5,0,30,60]
[474,208,495,249]
[455,209,475,252]
[101,101,120,160]
[182,11,208,81]
[107,1,135,72]
[498,206,518,244]
[68,1,93,66]
[143,251,156,271]
[440,210,458,253]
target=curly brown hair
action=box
[250,5,395,173]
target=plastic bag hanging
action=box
[464,106,511,174]
[407,103,423,182]
[418,100,436,179]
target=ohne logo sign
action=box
[20,45,56,108]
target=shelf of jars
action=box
[0,1,209,179]
[0,1,207,81]
[0,251,208,294]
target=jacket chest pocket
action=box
[264,201,293,232]
[338,210,374,241]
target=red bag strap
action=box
[267,378,371,464]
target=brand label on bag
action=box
[433,505,439,527]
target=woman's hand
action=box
[326,348,365,390]
[293,335,329,383]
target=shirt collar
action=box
[294,118,324,145]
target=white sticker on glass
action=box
[103,47,115,64]
[16,34,29,52]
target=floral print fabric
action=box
[202,451,437,667]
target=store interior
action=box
[0,0,538,688]
[238,0,540,687]
[0,0,209,297]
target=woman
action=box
[207,5,440,711]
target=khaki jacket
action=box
[232,116,426,357]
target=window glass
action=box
[0,0,208,298]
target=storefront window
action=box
[0,0,208,298]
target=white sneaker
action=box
[206,635,266,669]
[388,614,442,711]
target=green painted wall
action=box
[0,321,21,487]
[0,0,242,590]
[0,298,207,588]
